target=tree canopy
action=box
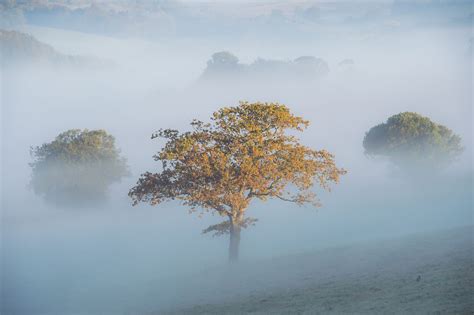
[30,129,129,206]
[129,102,346,261]
[363,112,463,171]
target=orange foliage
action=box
[129,101,346,224]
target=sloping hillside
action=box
[0,29,111,68]
[163,226,473,314]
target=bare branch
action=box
[202,217,259,237]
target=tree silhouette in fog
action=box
[293,56,329,77]
[30,129,129,206]
[200,51,329,84]
[201,51,243,79]
[363,112,463,173]
[129,102,346,262]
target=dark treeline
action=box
[200,51,330,84]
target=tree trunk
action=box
[228,218,241,263]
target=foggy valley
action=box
[1,0,472,314]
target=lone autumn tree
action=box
[30,129,129,206]
[363,112,463,173]
[129,102,346,262]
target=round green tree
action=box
[363,112,463,172]
[30,129,130,206]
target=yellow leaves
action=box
[130,102,346,217]
[212,101,309,137]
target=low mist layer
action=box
[1,1,472,314]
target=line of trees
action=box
[29,103,463,262]
[200,51,330,83]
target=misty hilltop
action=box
[0,29,113,69]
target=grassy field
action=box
[164,226,473,314]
